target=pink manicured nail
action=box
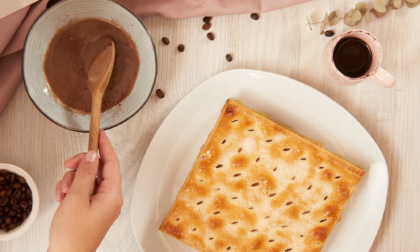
[85,151,97,162]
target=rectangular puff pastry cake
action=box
[160,99,365,252]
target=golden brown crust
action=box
[160,99,365,252]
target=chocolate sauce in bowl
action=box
[44,18,140,114]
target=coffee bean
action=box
[325,30,335,37]
[0,197,8,206]
[9,210,16,217]
[203,16,212,23]
[226,54,233,62]
[13,183,21,189]
[17,176,26,184]
[14,189,22,199]
[202,22,211,30]
[177,44,185,52]
[207,32,215,41]
[8,223,17,230]
[161,37,170,45]
[250,13,260,20]
[156,89,165,99]
[20,201,29,209]
[5,217,11,225]
[47,0,61,9]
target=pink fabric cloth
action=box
[0,0,310,115]
[123,0,310,19]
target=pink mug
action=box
[322,29,395,87]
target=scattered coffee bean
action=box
[202,22,211,30]
[177,44,185,52]
[207,32,215,41]
[226,54,233,62]
[46,0,61,9]
[0,169,33,232]
[156,89,165,99]
[203,16,212,23]
[325,30,335,37]
[161,37,170,45]
[250,13,260,20]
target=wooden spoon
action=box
[85,39,115,195]
[87,39,115,151]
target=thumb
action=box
[68,150,99,197]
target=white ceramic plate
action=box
[130,69,388,252]
[23,0,156,131]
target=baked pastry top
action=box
[160,99,365,252]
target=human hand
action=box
[48,130,123,252]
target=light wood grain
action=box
[0,0,419,251]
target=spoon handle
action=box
[88,94,103,195]
[88,95,102,151]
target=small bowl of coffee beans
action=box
[0,163,39,241]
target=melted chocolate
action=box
[44,18,140,114]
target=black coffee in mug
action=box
[333,37,372,78]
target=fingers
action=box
[64,153,85,169]
[68,150,99,198]
[98,130,121,186]
[61,170,77,194]
[98,130,119,167]
[61,131,120,200]
[55,170,77,202]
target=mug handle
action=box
[370,67,396,88]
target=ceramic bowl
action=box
[0,163,40,241]
[23,0,157,131]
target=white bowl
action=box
[23,0,157,131]
[0,163,40,241]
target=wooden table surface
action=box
[1,0,419,251]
